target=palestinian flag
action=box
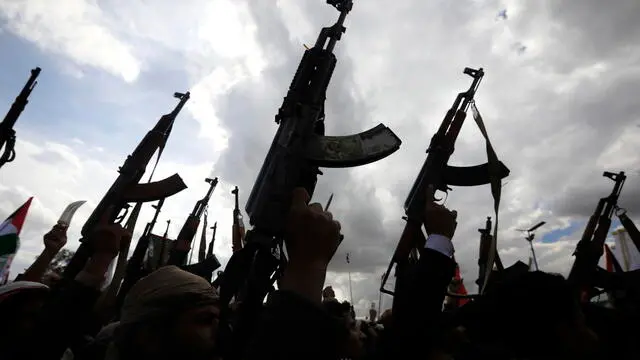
[453,263,470,307]
[0,197,34,281]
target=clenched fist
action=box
[90,207,131,259]
[285,187,342,270]
[424,195,457,239]
[43,223,68,253]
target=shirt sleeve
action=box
[424,233,454,257]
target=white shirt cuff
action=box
[424,234,454,257]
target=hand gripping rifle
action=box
[216,0,401,355]
[380,68,510,304]
[231,186,246,253]
[0,67,41,170]
[568,171,626,298]
[63,92,190,280]
[167,177,219,266]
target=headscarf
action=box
[119,265,219,327]
[0,281,49,304]
[105,267,220,360]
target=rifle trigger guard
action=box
[304,124,401,168]
[116,207,129,224]
[443,161,510,187]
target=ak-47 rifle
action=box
[183,208,221,281]
[380,67,510,312]
[231,186,245,253]
[476,216,504,288]
[63,92,190,280]
[115,198,165,314]
[216,0,401,356]
[198,209,209,263]
[0,67,41,170]
[568,171,626,299]
[167,177,218,266]
[207,222,217,259]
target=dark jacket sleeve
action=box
[26,279,102,360]
[378,248,455,360]
[244,290,349,360]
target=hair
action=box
[323,299,351,318]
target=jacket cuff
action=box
[425,234,454,257]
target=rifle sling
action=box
[618,212,640,255]
[470,102,504,294]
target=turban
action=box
[120,265,218,327]
[0,281,48,304]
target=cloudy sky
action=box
[1,0,639,317]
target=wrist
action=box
[84,253,115,273]
[281,263,327,305]
[41,247,59,258]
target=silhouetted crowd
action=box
[2,187,638,360]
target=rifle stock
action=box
[0,67,41,169]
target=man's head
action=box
[0,281,49,344]
[322,285,335,301]
[114,266,220,360]
[459,271,598,359]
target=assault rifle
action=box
[231,186,245,253]
[0,67,41,170]
[183,209,221,282]
[207,221,217,259]
[216,0,401,356]
[167,177,218,266]
[476,216,504,287]
[115,198,165,316]
[380,68,510,310]
[198,209,209,263]
[63,92,190,280]
[568,171,626,298]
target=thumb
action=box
[291,187,310,211]
[425,184,437,208]
[98,205,116,226]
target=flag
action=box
[604,244,623,273]
[0,197,34,281]
[453,263,470,307]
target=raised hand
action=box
[90,206,131,259]
[43,223,68,253]
[424,187,458,239]
[285,187,342,270]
